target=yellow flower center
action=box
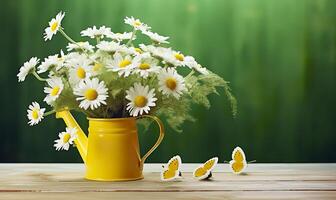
[50,86,60,96]
[76,67,86,79]
[134,96,148,107]
[118,59,131,68]
[84,89,98,101]
[139,63,150,70]
[134,48,142,54]
[51,22,58,32]
[165,78,177,90]
[32,110,39,119]
[63,133,71,143]
[93,63,102,72]
[175,53,184,61]
[134,21,141,26]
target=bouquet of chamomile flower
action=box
[18,11,237,139]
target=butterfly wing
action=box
[167,155,181,171]
[229,160,247,174]
[161,155,182,181]
[203,157,218,171]
[232,147,246,162]
[193,167,208,179]
[162,169,178,180]
[229,147,247,174]
[193,157,218,180]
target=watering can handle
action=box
[137,115,165,170]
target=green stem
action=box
[51,68,60,76]
[59,29,77,44]
[32,71,47,81]
[126,28,137,46]
[59,28,91,58]
[185,70,195,80]
[44,110,56,117]
[96,37,101,44]
[147,74,156,86]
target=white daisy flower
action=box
[96,41,122,53]
[124,16,150,31]
[142,30,169,44]
[192,63,209,75]
[158,68,186,99]
[122,47,140,55]
[119,46,139,55]
[69,64,92,85]
[64,52,87,66]
[67,42,94,52]
[88,62,103,76]
[37,54,64,74]
[74,78,108,110]
[88,49,104,60]
[47,50,66,75]
[17,57,39,82]
[107,52,137,77]
[87,52,107,76]
[139,44,169,58]
[162,50,196,68]
[43,77,64,104]
[54,127,77,151]
[126,83,157,117]
[139,44,153,52]
[67,56,93,85]
[107,32,134,42]
[180,55,200,69]
[80,26,111,39]
[27,102,45,126]
[44,11,65,41]
[133,53,161,78]
[141,45,195,68]
[162,50,186,67]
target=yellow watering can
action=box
[56,110,164,181]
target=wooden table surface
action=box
[0,164,335,199]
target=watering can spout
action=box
[56,110,88,163]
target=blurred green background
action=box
[0,0,335,163]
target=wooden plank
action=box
[0,164,335,192]
[0,164,335,199]
[0,163,335,181]
[1,163,335,173]
[0,191,336,200]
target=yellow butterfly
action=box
[229,147,247,174]
[193,157,218,180]
[161,155,182,181]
